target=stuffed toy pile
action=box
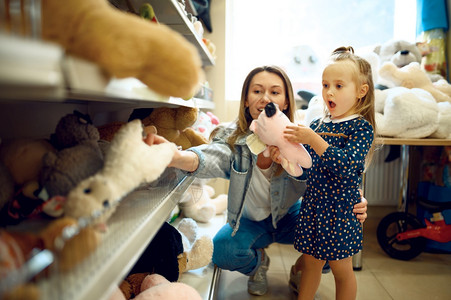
[179,179,227,223]
[249,102,312,176]
[64,119,177,227]
[41,0,203,99]
[369,39,451,139]
[115,218,213,300]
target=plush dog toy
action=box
[64,119,177,227]
[249,102,312,177]
[41,0,203,99]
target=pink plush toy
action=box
[249,102,312,176]
[109,273,202,300]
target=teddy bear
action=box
[379,61,451,103]
[63,119,178,227]
[249,102,312,177]
[0,138,56,226]
[41,0,203,99]
[178,178,227,223]
[373,39,423,89]
[375,87,440,138]
[36,111,105,216]
[141,106,208,150]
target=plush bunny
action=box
[249,102,312,177]
[64,119,177,227]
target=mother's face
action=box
[245,71,288,120]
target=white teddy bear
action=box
[178,179,227,223]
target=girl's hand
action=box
[284,124,313,144]
[354,190,368,223]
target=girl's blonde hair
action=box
[327,46,377,168]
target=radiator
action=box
[364,145,401,206]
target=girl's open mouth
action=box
[328,101,336,108]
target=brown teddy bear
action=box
[41,0,203,99]
[142,106,208,150]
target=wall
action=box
[202,0,230,194]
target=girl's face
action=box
[322,60,360,119]
[245,71,288,120]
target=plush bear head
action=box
[142,106,208,150]
[374,39,422,68]
[50,111,99,150]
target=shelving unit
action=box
[37,171,195,300]
[0,0,216,299]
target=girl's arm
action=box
[284,124,329,156]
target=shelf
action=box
[0,36,214,109]
[36,170,195,300]
[113,0,215,67]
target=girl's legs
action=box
[297,254,325,300]
[329,257,356,300]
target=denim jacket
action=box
[187,125,307,235]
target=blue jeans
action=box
[212,208,299,276]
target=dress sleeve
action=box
[320,120,373,177]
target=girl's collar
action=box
[323,114,361,123]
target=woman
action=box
[152,65,368,296]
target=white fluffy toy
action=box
[64,119,177,226]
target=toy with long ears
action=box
[64,119,177,227]
[249,102,312,177]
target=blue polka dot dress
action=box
[294,115,373,260]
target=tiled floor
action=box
[213,206,451,300]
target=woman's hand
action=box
[354,189,368,223]
[267,145,282,164]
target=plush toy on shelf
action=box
[141,106,208,150]
[64,119,177,227]
[0,138,56,226]
[179,179,227,223]
[117,219,213,299]
[41,0,203,99]
[379,61,451,103]
[109,273,202,300]
[249,102,312,177]
[38,111,104,217]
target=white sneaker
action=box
[247,249,270,296]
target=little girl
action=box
[284,46,376,300]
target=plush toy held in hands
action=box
[249,102,312,177]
